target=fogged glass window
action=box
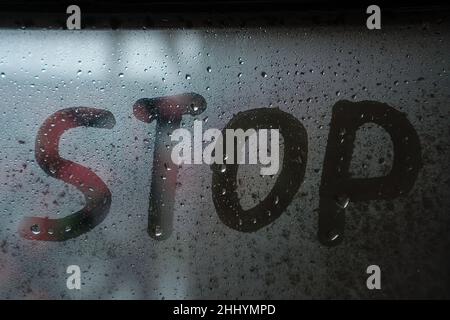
[0,21,449,299]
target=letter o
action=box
[211,108,307,232]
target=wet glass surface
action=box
[0,23,449,299]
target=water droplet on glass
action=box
[30,224,40,235]
[328,230,340,242]
[335,195,350,209]
[155,225,162,237]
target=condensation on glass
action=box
[0,23,449,299]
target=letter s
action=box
[19,107,116,241]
